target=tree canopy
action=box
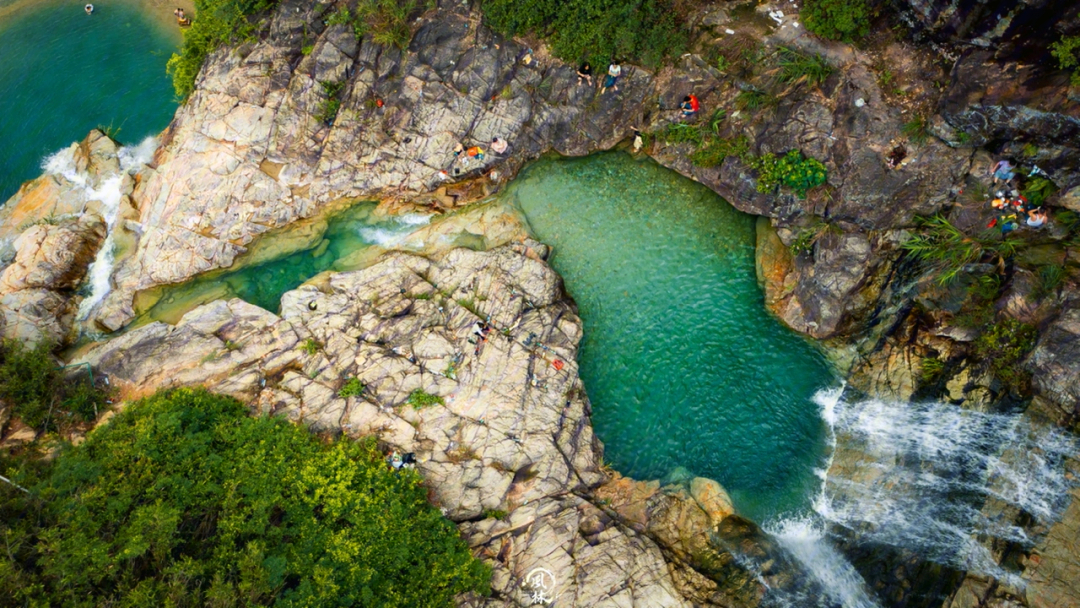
[0,387,490,607]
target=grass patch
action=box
[300,338,321,355]
[777,47,834,87]
[735,89,775,112]
[337,377,365,398]
[315,80,345,125]
[919,357,945,383]
[482,509,509,520]
[902,115,930,145]
[408,388,444,409]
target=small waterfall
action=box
[357,212,433,246]
[39,137,158,320]
[813,390,1079,589]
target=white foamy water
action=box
[40,136,158,320]
[765,516,881,608]
[810,390,1079,589]
[357,213,432,246]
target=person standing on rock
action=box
[491,137,509,154]
[602,63,622,94]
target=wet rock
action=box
[1028,306,1080,415]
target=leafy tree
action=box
[167,0,281,100]
[0,388,490,607]
[0,340,106,432]
[1050,35,1080,86]
[481,0,688,68]
[802,0,872,43]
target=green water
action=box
[0,0,179,201]
[506,153,834,521]
[139,204,433,324]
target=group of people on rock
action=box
[575,62,623,93]
[986,159,1048,234]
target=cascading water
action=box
[814,391,1078,588]
[763,388,1079,607]
[37,137,158,320]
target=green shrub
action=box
[689,136,750,168]
[1022,176,1058,207]
[481,0,688,68]
[902,215,988,284]
[338,377,365,398]
[802,0,872,42]
[777,47,834,87]
[300,337,321,355]
[975,319,1038,392]
[1050,35,1080,86]
[482,509,508,520]
[661,122,704,146]
[751,150,828,198]
[919,357,945,383]
[408,388,445,409]
[735,89,774,111]
[316,80,346,124]
[167,0,280,100]
[902,115,930,145]
[0,340,107,432]
[0,388,490,606]
[1034,265,1066,299]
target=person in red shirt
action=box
[680,94,700,117]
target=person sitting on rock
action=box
[601,63,622,94]
[631,127,644,153]
[990,159,1016,185]
[577,62,593,86]
[1026,206,1047,228]
[886,145,906,169]
[491,137,509,154]
[680,95,700,118]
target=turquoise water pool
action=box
[506,152,834,521]
[0,0,179,201]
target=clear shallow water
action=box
[137,204,434,324]
[505,152,834,521]
[0,0,178,201]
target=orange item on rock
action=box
[552,359,565,371]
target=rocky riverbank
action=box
[2,0,1080,606]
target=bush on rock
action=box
[802,0,872,43]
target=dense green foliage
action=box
[408,388,444,409]
[167,0,279,100]
[658,123,826,198]
[338,377,366,398]
[902,215,1016,284]
[750,150,829,199]
[481,0,688,68]
[975,319,1038,392]
[802,0,872,42]
[326,0,419,49]
[0,388,490,607]
[1022,176,1058,207]
[0,340,106,432]
[1050,35,1080,86]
